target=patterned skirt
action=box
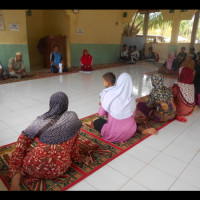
[9,133,80,185]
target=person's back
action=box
[172,67,195,116]
[95,73,137,143]
[9,92,83,190]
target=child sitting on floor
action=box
[99,72,116,105]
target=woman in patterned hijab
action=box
[9,91,83,191]
[138,73,176,123]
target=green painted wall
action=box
[70,44,121,67]
[0,44,30,72]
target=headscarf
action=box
[23,91,82,144]
[180,55,195,71]
[166,53,175,70]
[101,72,136,120]
[173,67,195,107]
[147,73,173,105]
[80,49,93,66]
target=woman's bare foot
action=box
[193,105,198,111]
[10,172,22,191]
[142,128,158,135]
[10,182,21,191]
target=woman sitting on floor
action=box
[171,47,187,74]
[93,72,157,143]
[9,91,84,191]
[158,53,175,75]
[80,49,93,71]
[137,73,176,123]
[180,54,195,72]
[172,67,196,117]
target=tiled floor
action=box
[0,61,200,191]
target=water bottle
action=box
[59,63,63,73]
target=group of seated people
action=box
[51,45,93,73]
[120,44,159,64]
[9,62,200,190]
[158,46,200,76]
[0,46,94,80]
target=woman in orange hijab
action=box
[180,55,195,71]
[80,49,93,71]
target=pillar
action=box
[190,10,200,48]
[170,19,181,43]
[143,11,149,43]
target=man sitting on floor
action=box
[50,44,68,73]
[8,52,27,79]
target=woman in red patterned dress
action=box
[172,67,196,117]
[9,92,84,191]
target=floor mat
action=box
[0,95,174,191]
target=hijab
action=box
[80,49,93,66]
[148,73,173,105]
[180,55,195,71]
[23,91,82,144]
[101,72,136,120]
[173,67,195,107]
[166,53,175,70]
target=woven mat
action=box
[0,95,174,191]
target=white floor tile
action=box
[189,151,200,168]
[125,143,160,163]
[84,165,129,190]
[178,164,200,189]
[149,152,188,178]
[120,179,150,191]
[169,178,200,191]
[162,142,198,163]
[133,165,176,191]
[107,153,146,178]
[67,181,97,191]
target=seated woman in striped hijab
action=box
[9,92,83,191]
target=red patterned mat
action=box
[0,95,174,191]
[0,62,130,85]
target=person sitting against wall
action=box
[8,52,28,79]
[158,53,175,75]
[139,48,145,60]
[171,47,187,73]
[120,44,129,62]
[127,45,133,60]
[130,45,140,64]
[50,44,68,73]
[0,61,8,80]
[145,47,157,62]
[80,49,93,71]
[189,47,197,62]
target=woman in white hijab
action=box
[93,72,156,143]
